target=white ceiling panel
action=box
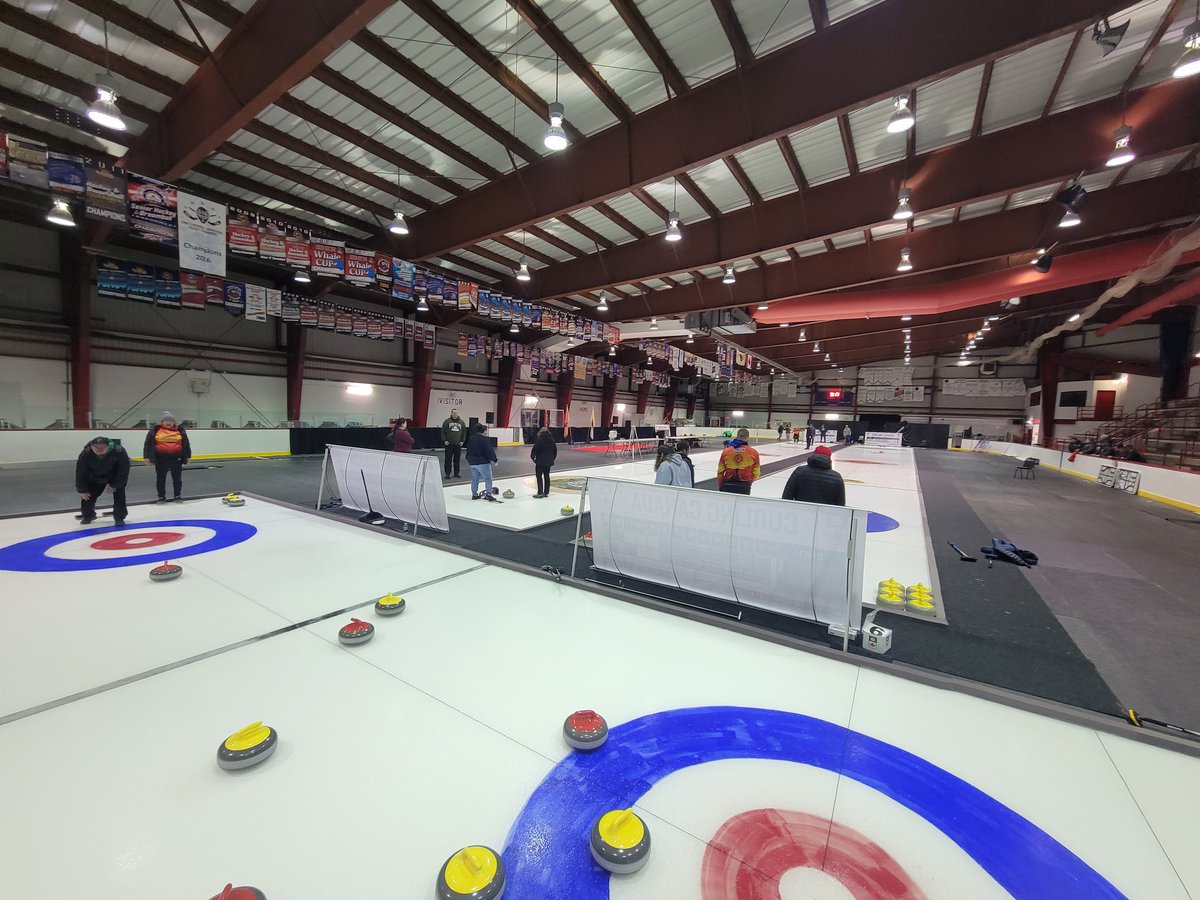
[915,65,985,154]
[869,221,910,240]
[826,0,888,25]
[686,158,751,213]
[476,239,523,263]
[732,141,800,201]
[829,231,866,249]
[732,0,816,57]
[981,32,1075,134]
[535,218,593,252]
[848,96,908,171]
[605,192,666,235]
[1078,168,1122,191]
[1121,149,1190,182]
[1050,0,1173,114]
[912,209,956,230]
[564,205,639,244]
[957,197,1008,220]
[633,0,735,87]
[1131,2,1200,89]
[0,103,129,157]
[503,230,575,262]
[787,118,849,186]
[1005,183,1060,209]
[642,178,708,223]
[793,240,828,257]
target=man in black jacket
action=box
[76,436,132,525]
[781,445,845,506]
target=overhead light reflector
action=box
[723,264,736,284]
[87,82,127,131]
[516,258,532,281]
[665,211,683,242]
[897,246,913,272]
[886,95,915,134]
[893,188,914,220]
[1105,125,1135,167]
[544,101,569,151]
[388,202,409,235]
[46,197,76,228]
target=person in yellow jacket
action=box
[716,428,760,495]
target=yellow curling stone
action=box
[437,845,505,899]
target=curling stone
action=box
[338,617,375,645]
[878,578,904,594]
[217,721,278,771]
[563,709,609,751]
[560,505,575,517]
[502,489,515,499]
[590,808,651,874]
[906,596,936,616]
[491,487,500,496]
[149,562,183,582]
[436,845,505,900]
[875,590,905,608]
[374,592,406,617]
[222,493,246,507]
[210,885,267,900]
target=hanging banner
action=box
[126,263,157,304]
[177,191,227,276]
[391,259,414,300]
[381,319,395,341]
[127,174,177,246]
[266,288,282,318]
[318,307,336,331]
[96,258,127,299]
[47,152,85,195]
[422,324,435,350]
[367,318,382,340]
[374,253,392,292]
[281,294,301,323]
[258,216,286,262]
[336,309,353,334]
[300,302,318,327]
[244,284,267,322]
[442,279,458,308]
[345,249,375,287]
[285,225,310,269]
[204,275,225,307]
[83,159,127,224]
[353,315,369,337]
[223,281,246,317]
[311,238,345,278]
[427,274,445,305]
[155,268,181,308]
[0,132,8,178]
[227,208,258,256]
[6,134,49,187]
[458,281,476,311]
[180,272,206,310]
[412,269,427,299]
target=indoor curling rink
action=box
[2,497,1199,899]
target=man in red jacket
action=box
[716,428,761,495]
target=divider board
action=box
[326,444,449,532]
[588,477,867,628]
[865,432,904,449]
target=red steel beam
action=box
[405,0,1130,258]
[527,79,1200,299]
[606,170,1200,322]
[710,0,754,68]
[126,0,396,179]
[1096,271,1200,335]
[609,0,691,97]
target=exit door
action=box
[1094,390,1116,420]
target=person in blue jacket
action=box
[465,422,499,501]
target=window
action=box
[1059,390,1087,407]
[1029,390,1041,406]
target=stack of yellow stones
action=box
[876,578,906,609]
[876,578,937,616]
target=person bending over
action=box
[76,436,131,525]
[465,422,499,501]
[530,426,557,498]
[716,428,760,495]
[654,443,693,487]
[782,445,845,506]
[143,411,190,502]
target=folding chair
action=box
[1014,458,1039,479]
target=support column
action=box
[685,389,697,421]
[636,380,651,415]
[1160,307,1196,402]
[766,380,774,426]
[412,343,435,427]
[285,322,306,423]
[1038,342,1061,447]
[556,369,576,427]
[600,375,617,429]
[496,357,518,428]
[60,232,92,428]
[662,380,678,420]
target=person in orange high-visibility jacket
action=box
[716,428,760,495]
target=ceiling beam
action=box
[1042,28,1084,118]
[724,155,762,203]
[506,0,631,122]
[594,202,646,239]
[352,31,540,164]
[0,49,157,123]
[524,80,1199,299]
[125,0,396,180]
[608,0,690,97]
[970,60,994,139]
[1122,0,1190,95]
[632,186,670,220]
[808,0,829,32]
[524,225,583,257]
[677,172,723,219]
[180,0,242,29]
[710,0,754,68]
[593,170,1200,322]
[836,114,859,175]
[557,213,617,250]
[404,0,1129,259]
[69,0,206,64]
[195,161,377,232]
[400,0,583,144]
[776,136,809,191]
[491,235,558,267]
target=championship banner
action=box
[84,159,127,225]
[300,302,318,327]
[374,253,392,291]
[353,315,368,337]
[127,263,157,304]
[381,319,395,342]
[402,320,414,341]
[177,191,227,277]
[180,272,206,310]
[311,238,345,278]
[259,217,286,262]
[285,225,310,269]
[391,259,414,300]
[317,307,336,331]
[412,269,427,298]
[346,249,375,287]
[367,318,382,339]
[227,208,258,256]
[47,152,84,195]
[458,332,468,357]
[155,268,181,308]
[204,275,225,307]
[281,294,301,323]
[0,132,8,178]
[459,282,477,311]
[128,174,177,246]
[442,279,458,308]
[336,310,353,334]
[427,274,444,304]
[423,323,436,350]
[223,281,245,317]
[96,258,127,299]
[244,284,267,322]
[266,288,282,318]
[6,134,49,187]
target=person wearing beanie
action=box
[143,411,191,503]
[781,444,845,506]
[76,436,131,525]
[716,427,761,494]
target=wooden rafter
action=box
[608,0,690,97]
[180,0,241,29]
[632,186,670,220]
[524,226,581,257]
[1043,28,1083,118]
[507,0,631,121]
[709,0,754,68]
[491,235,558,267]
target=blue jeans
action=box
[470,464,494,497]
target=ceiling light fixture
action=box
[597,292,609,312]
[897,246,913,272]
[86,22,126,131]
[649,318,659,331]
[901,315,912,322]
[1059,210,1082,228]
[544,58,569,151]
[516,258,532,281]
[665,179,682,241]
[824,353,831,361]
[417,296,429,311]
[1106,124,1136,167]
[723,264,736,284]
[686,333,694,344]
[757,303,769,310]
[1174,17,1200,78]
[388,202,409,235]
[293,268,311,284]
[798,329,806,341]
[893,188,914,220]
[1068,313,1081,322]
[886,95,915,134]
[813,342,820,352]
[46,197,76,228]
[609,344,616,355]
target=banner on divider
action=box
[127,263,157,303]
[285,225,310,269]
[223,281,245,317]
[266,288,282,318]
[258,216,286,262]
[204,275,225,307]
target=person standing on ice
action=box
[716,428,760,495]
